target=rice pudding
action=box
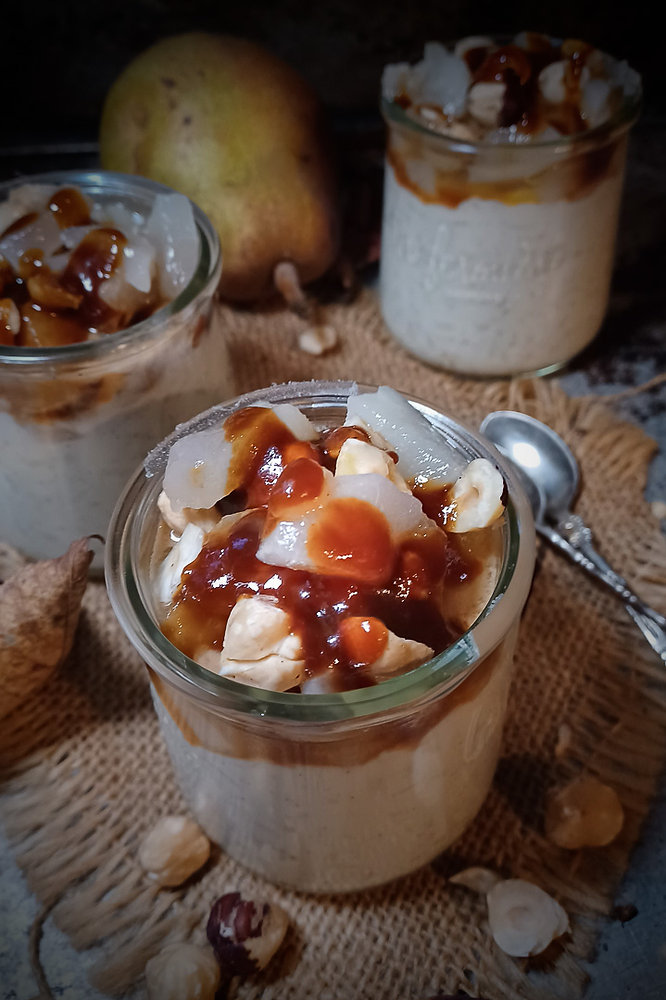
[380,32,641,376]
[106,382,535,891]
[0,171,230,568]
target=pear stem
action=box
[273,261,312,321]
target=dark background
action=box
[2,0,662,152]
[2,0,664,409]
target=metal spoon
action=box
[480,410,666,662]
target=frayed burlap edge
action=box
[1,292,665,1000]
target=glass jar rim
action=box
[380,38,642,155]
[105,381,536,725]
[0,169,221,367]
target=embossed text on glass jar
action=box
[0,170,230,569]
[379,76,641,377]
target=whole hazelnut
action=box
[138,815,210,887]
[545,775,624,849]
[145,942,220,1000]
[206,892,289,976]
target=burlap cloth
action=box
[2,289,666,1000]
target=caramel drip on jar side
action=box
[389,36,622,205]
[0,186,172,349]
[162,418,479,691]
[148,638,508,766]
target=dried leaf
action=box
[0,538,92,717]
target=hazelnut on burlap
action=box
[206,892,289,976]
[138,815,211,887]
[545,774,624,848]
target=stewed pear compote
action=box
[153,386,505,693]
[106,382,535,892]
[0,171,228,568]
[379,32,641,376]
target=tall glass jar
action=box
[106,381,535,893]
[379,63,641,377]
[0,171,231,570]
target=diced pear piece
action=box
[345,386,467,486]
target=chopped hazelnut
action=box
[468,81,506,128]
[448,458,504,533]
[27,270,83,310]
[0,297,20,345]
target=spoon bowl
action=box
[480,410,579,521]
[480,409,666,662]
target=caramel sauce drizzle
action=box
[0,187,163,347]
[391,37,618,207]
[162,407,480,691]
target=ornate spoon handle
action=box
[537,515,666,629]
[624,606,666,663]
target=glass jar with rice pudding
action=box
[106,380,535,893]
[0,170,230,570]
[379,32,642,377]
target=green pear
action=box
[99,33,340,301]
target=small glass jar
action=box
[0,170,231,569]
[379,52,641,377]
[106,381,535,893]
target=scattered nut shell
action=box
[545,775,624,849]
[145,942,220,1000]
[206,892,289,976]
[449,866,502,895]
[138,815,210,887]
[487,878,570,957]
[297,324,338,356]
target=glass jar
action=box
[379,59,641,377]
[0,170,231,570]
[105,381,536,892]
